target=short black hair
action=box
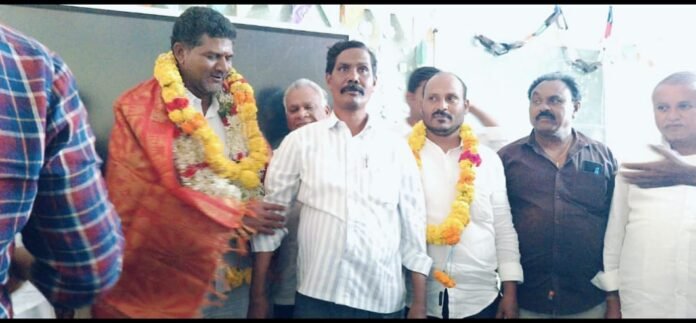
[423,71,468,99]
[325,40,377,75]
[407,66,440,93]
[171,6,237,49]
[527,72,582,103]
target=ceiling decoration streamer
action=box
[474,5,567,56]
[562,5,613,74]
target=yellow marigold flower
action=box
[241,102,258,115]
[461,187,475,201]
[248,137,266,150]
[239,170,260,189]
[222,165,240,180]
[228,71,243,83]
[180,107,198,121]
[248,152,268,163]
[237,158,256,172]
[168,110,184,124]
[450,200,469,214]
[162,86,181,103]
[192,126,214,141]
[244,123,261,137]
[459,171,475,184]
[426,226,440,244]
[204,140,224,157]
[247,141,263,152]
[456,182,468,193]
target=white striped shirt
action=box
[252,112,432,314]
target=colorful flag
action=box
[604,6,613,38]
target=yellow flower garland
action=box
[408,121,481,288]
[153,51,269,189]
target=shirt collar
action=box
[184,88,220,117]
[424,134,463,154]
[525,128,591,155]
[324,110,376,134]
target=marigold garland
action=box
[433,269,456,288]
[408,121,481,288]
[154,51,268,289]
[154,51,269,191]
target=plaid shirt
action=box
[0,24,124,318]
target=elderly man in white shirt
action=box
[592,71,696,318]
[248,40,432,319]
[406,71,523,319]
[269,78,331,319]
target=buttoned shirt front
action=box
[418,138,523,318]
[498,129,618,315]
[253,112,432,314]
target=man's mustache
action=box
[432,110,452,120]
[340,83,365,95]
[536,111,555,121]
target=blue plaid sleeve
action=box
[0,24,124,317]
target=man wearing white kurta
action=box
[592,71,696,318]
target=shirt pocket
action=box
[565,170,609,214]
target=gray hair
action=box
[283,78,330,110]
[656,71,696,87]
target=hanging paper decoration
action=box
[340,5,366,28]
[563,47,602,73]
[474,5,568,56]
[562,6,613,74]
[291,5,312,24]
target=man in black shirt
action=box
[498,72,618,318]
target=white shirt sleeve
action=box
[251,131,302,253]
[489,152,524,283]
[477,126,509,152]
[591,173,629,291]
[397,142,433,276]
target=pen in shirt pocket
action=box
[581,160,603,176]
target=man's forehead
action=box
[195,35,233,48]
[336,48,371,63]
[532,80,569,96]
[425,75,462,94]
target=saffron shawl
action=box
[92,79,247,318]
